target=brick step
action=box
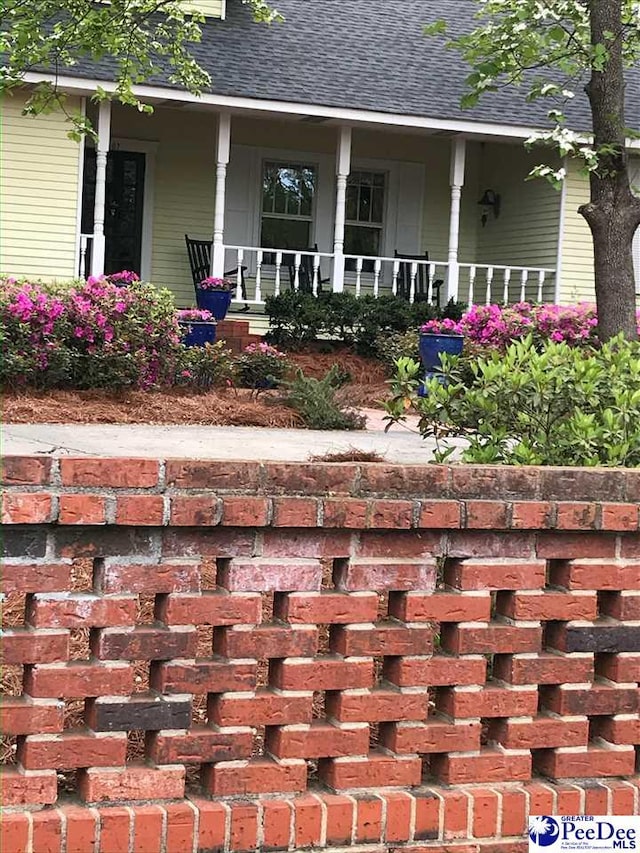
[215,320,262,354]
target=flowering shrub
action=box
[174,341,235,390]
[236,342,289,388]
[198,277,234,291]
[176,309,215,322]
[0,276,182,390]
[106,270,140,286]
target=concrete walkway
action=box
[2,411,464,463]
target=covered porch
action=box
[78,101,560,312]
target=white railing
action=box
[224,245,334,304]
[78,233,94,279]
[343,254,449,303]
[459,263,556,306]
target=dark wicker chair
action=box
[185,235,248,307]
[394,250,443,306]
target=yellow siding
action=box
[184,0,224,17]
[558,160,596,302]
[0,91,81,279]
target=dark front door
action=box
[81,149,146,276]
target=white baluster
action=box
[79,236,88,279]
[503,268,511,304]
[538,270,545,303]
[275,251,282,296]
[409,262,418,304]
[392,260,400,296]
[312,253,320,296]
[355,257,363,297]
[428,263,435,304]
[373,259,381,298]
[293,252,301,292]
[520,270,528,303]
[485,267,494,305]
[468,266,476,305]
[255,250,263,303]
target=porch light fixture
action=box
[478,189,501,226]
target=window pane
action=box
[261,217,311,251]
[262,164,277,213]
[358,185,372,223]
[346,171,385,224]
[263,162,316,218]
[346,184,358,221]
[344,224,381,257]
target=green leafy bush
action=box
[174,341,236,390]
[385,335,640,467]
[236,342,289,389]
[264,291,326,348]
[281,366,365,430]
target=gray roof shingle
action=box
[68,0,640,132]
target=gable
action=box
[184,0,225,18]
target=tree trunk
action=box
[579,0,640,341]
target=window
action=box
[261,162,316,252]
[344,170,386,270]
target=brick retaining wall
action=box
[1,456,639,852]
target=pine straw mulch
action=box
[2,349,392,425]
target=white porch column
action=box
[332,126,352,292]
[90,100,112,277]
[446,137,467,301]
[211,111,231,278]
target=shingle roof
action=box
[70,0,640,133]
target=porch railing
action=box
[460,263,556,306]
[78,234,94,279]
[224,246,334,304]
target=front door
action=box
[81,149,146,276]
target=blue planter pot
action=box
[196,289,233,321]
[179,321,217,348]
[418,333,464,394]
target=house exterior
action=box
[1,0,639,321]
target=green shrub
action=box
[281,366,365,430]
[264,291,326,348]
[175,341,236,390]
[374,329,420,371]
[385,335,640,467]
[236,342,289,389]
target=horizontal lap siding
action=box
[185,0,224,15]
[0,92,81,280]
[559,159,595,303]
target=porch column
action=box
[446,137,466,301]
[332,126,352,292]
[90,100,112,277]
[211,111,231,278]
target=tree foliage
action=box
[1,0,281,136]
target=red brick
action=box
[221,496,269,525]
[500,789,527,837]
[320,752,421,789]
[165,803,196,853]
[493,652,594,685]
[166,460,260,490]
[1,628,69,664]
[498,590,597,621]
[527,781,557,816]
[99,808,132,853]
[491,715,589,749]
[272,497,318,526]
[535,745,636,779]
[1,697,64,735]
[331,622,432,656]
[445,559,546,590]
[599,590,640,620]
[0,814,31,853]
[472,789,500,839]
[115,495,165,525]
[542,683,638,716]
[79,765,185,802]
[61,806,99,853]
[217,624,318,658]
[189,800,227,853]
[32,810,63,853]
[442,622,542,655]
[2,493,52,524]
[596,652,640,682]
[58,495,106,525]
[335,558,436,591]
[266,721,369,759]
[609,781,637,815]
[601,503,639,531]
[219,558,322,592]
[536,532,617,559]
[359,464,449,497]
[323,499,369,528]
[25,661,133,698]
[355,530,441,558]
[389,590,491,622]
[294,794,323,848]
[438,685,538,718]
[326,688,426,723]
[60,457,159,487]
[170,495,219,525]
[262,799,292,850]
[97,560,201,593]
[271,657,373,691]
[263,462,358,495]
[355,795,383,843]
[262,529,351,558]
[2,563,70,594]
[19,731,127,770]
[384,655,486,688]
[381,791,412,843]
[229,803,258,853]
[432,748,531,784]
[511,501,553,529]
[414,792,441,841]
[554,785,584,816]
[204,758,307,797]
[555,502,598,529]
[92,625,196,660]
[209,690,312,727]
[551,559,640,590]
[274,591,378,624]
[442,789,470,839]
[148,726,253,764]
[383,718,481,754]
[369,499,413,528]
[2,456,51,485]
[322,794,354,845]
[28,593,136,628]
[418,500,462,528]
[152,660,256,694]
[0,767,57,806]
[157,591,261,625]
[447,531,534,558]
[592,715,640,744]
[584,784,609,815]
[465,500,509,529]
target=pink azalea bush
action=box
[176,308,215,323]
[0,275,182,390]
[236,341,289,388]
[421,302,640,351]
